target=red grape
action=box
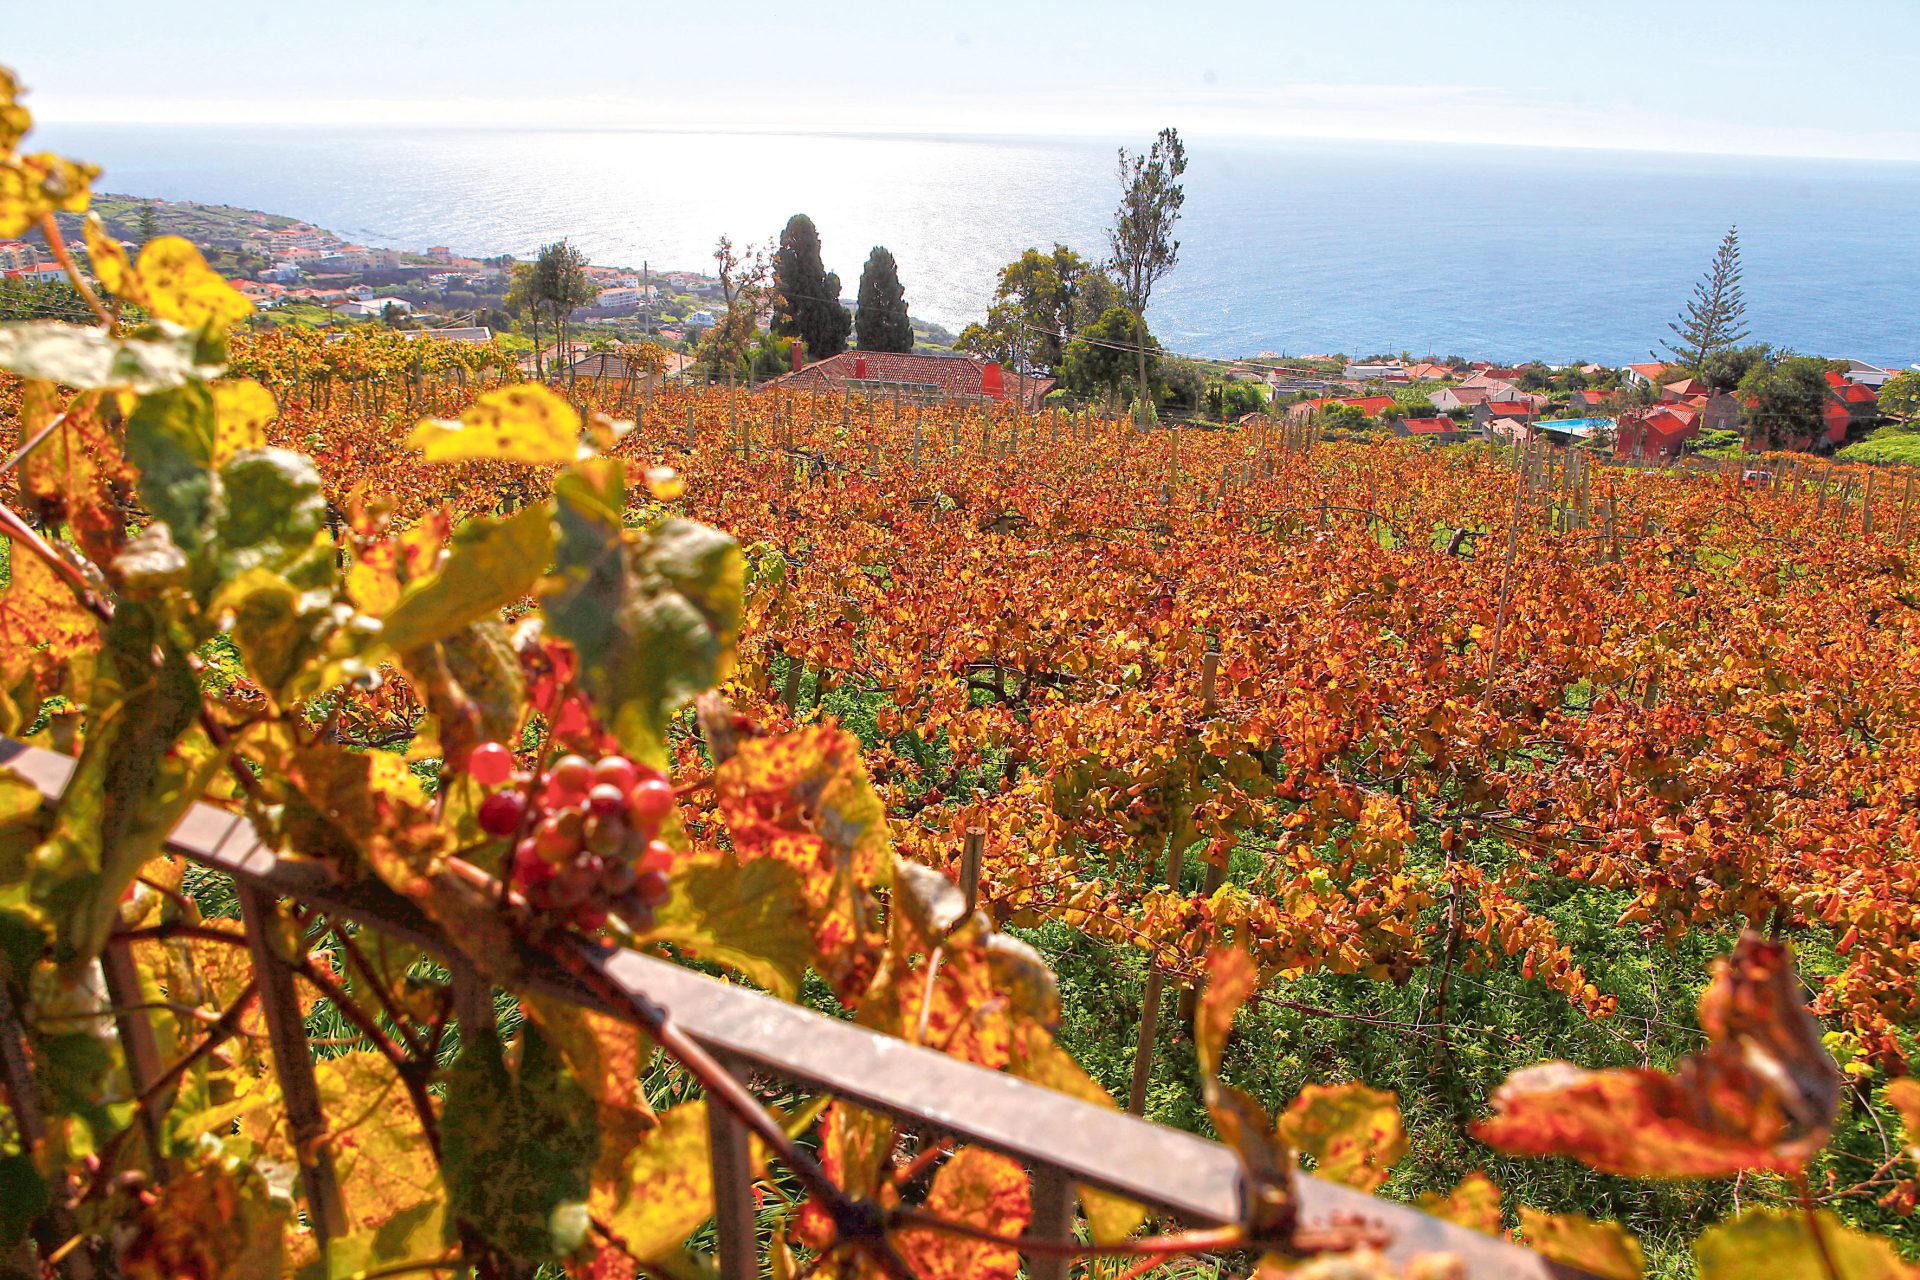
[534,812,583,864]
[548,754,594,799]
[587,783,627,818]
[635,869,671,907]
[592,755,639,793]
[639,840,675,874]
[478,790,527,837]
[467,741,516,787]
[626,778,675,829]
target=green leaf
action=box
[213,447,332,594]
[646,856,814,1000]
[0,320,219,392]
[24,602,216,972]
[125,383,218,564]
[219,569,336,704]
[541,461,742,764]
[0,1151,49,1253]
[380,505,553,653]
[442,1020,598,1265]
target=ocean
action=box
[33,124,1920,369]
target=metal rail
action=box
[0,739,1593,1279]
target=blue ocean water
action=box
[34,124,1920,368]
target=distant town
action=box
[1,194,1912,467]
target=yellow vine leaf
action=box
[211,379,277,465]
[0,67,30,151]
[1416,1172,1503,1237]
[135,235,252,330]
[0,152,95,239]
[407,383,582,466]
[1517,1207,1644,1280]
[1279,1082,1407,1194]
[85,214,146,306]
[1694,1208,1916,1280]
[892,1147,1032,1280]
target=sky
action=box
[13,0,1920,161]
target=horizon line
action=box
[33,115,1920,168]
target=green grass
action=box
[1838,424,1920,466]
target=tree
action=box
[533,239,598,380]
[1662,226,1751,370]
[1062,306,1158,404]
[1697,342,1772,394]
[1107,128,1187,423]
[1878,369,1920,423]
[503,261,544,377]
[137,201,158,247]
[771,214,850,360]
[699,233,770,387]
[1740,355,1830,450]
[854,246,913,353]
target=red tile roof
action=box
[1826,371,1879,405]
[1402,417,1457,434]
[762,351,1053,407]
[1628,362,1669,381]
[1485,400,1535,416]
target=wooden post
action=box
[101,939,168,1171]
[1025,1166,1075,1280]
[1863,470,1875,537]
[1899,474,1913,544]
[241,886,349,1247]
[707,1062,758,1280]
[960,828,985,917]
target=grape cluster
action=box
[467,742,677,931]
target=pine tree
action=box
[771,214,850,360]
[1661,226,1750,371]
[137,201,158,247]
[854,246,913,353]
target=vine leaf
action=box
[1279,1083,1407,1194]
[1415,1171,1502,1237]
[1693,1208,1917,1280]
[135,236,253,331]
[0,320,215,393]
[544,460,741,765]
[1475,934,1840,1178]
[211,378,277,465]
[706,713,891,1001]
[645,854,814,1000]
[441,1019,599,1265]
[17,382,128,568]
[119,1152,288,1280]
[0,532,100,729]
[1195,945,1297,1242]
[0,152,96,239]
[892,1147,1032,1280]
[13,603,212,972]
[1516,1208,1644,1280]
[407,383,581,465]
[378,504,553,654]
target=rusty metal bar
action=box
[707,1064,758,1280]
[0,739,1593,1280]
[238,884,350,1247]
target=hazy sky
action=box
[15,0,1920,160]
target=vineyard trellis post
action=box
[961,827,985,916]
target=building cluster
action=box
[1266,356,1901,459]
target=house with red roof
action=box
[1660,377,1706,402]
[1392,416,1469,444]
[1429,386,1491,413]
[1616,404,1700,460]
[1405,362,1455,382]
[1625,362,1669,388]
[761,350,1052,407]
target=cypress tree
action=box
[1661,226,1750,371]
[771,214,851,359]
[854,246,913,353]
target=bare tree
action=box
[702,234,770,389]
[1107,127,1187,424]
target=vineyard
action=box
[4,67,1920,1280]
